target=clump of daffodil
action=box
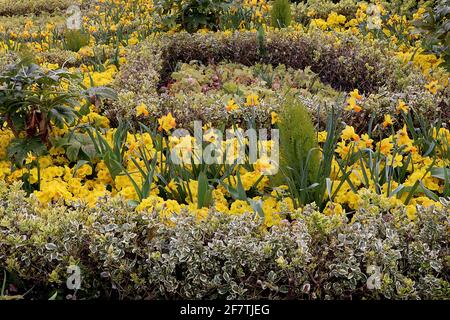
[244,93,259,107]
[136,102,149,117]
[225,98,239,112]
[345,89,363,113]
[158,112,177,133]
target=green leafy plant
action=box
[413,0,450,71]
[87,121,129,180]
[0,60,81,165]
[53,132,98,163]
[63,29,90,53]
[154,0,233,32]
[0,59,117,166]
[271,0,292,28]
[276,96,320,208]
[197,170,213,208]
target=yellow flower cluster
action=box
[0,105,447,226]
[321,118,449,216]
[225,93,260,112]
[344,89,363,113]
[82,64,118,87]
[0,0,448,228]
[396,48,445,76]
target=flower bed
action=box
[0,0,448,300]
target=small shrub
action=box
[276,96,320,207]
[146,30,419,93]
[0,0,75,16]
[63,30,90,53]
[109,41,162,122]
[106,30,448,133]
[271,0,292,28]
[36,49,79,67]
[154,0,233,32]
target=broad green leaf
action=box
[430,167,450,181]
[7,137,47,166]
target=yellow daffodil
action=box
[396,125,412,146]
[350,88,362,100]
[387,154,403,168]
[25,152,36,165]
[158,112,176,133]
[345,89,363,112]
[396,100,409,114]
[336,141,351,158]
[225,98,238,112]
[379,138,394,155]
[425,80,440,94]
[382,114,394,128]
[271,112,278,125]
[359,134,373,149]
[136,103,149,117]
[318,131,328,143]
[341,125,360,141]
[244,93,259,107]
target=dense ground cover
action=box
[0,0,448,300]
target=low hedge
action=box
[109,30,448,131]
[0,182,448,300]
[10,29,444,131]
[0,0,76,16]
[155,30,397,93]
[113,29,400,109]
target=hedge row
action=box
[0,0,77,16]
[109,30,448,130]
[0,182,448,300]
[156,30,399,93]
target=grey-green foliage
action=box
[0,183,450,299]
[109,39,162,122]
[0,182,449,299]
[271,0,292,28]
